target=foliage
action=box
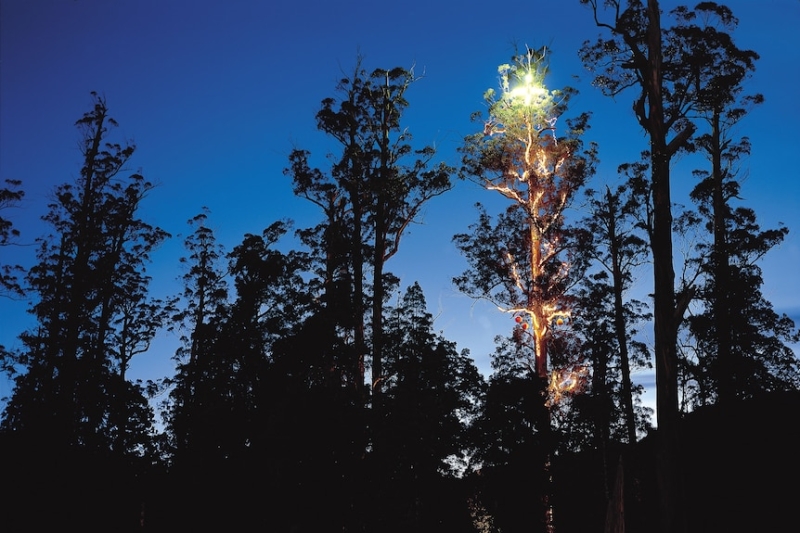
[572,183,653,445]
[0,17,797,530]
[1,93,166,458]
[286,56,454,403]
[0,179,26,299]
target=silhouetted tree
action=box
[372,282,484,531]
[683,100,800,403]
[468,335,553,533]
[356,68,454,409]
[578,3,758,530]
[287,56,453,411]
[671,4,800,406]
[165,209,230,462]
[574,184,652,447]
[0,94,166,531]
[161,217,322,530]
[0,179,25,300]
[2,93,165,454]
[0,179,26,378]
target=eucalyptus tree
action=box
[577,2,763,530]
[455,46,596,533]
[671,5,800,406]
[684,103,800,404]
[165,210,230,461]
[578,9,692,508]
[286,56,453,407]
[574,184,652,446]
[0,179,25,300]
[456,46,596,389]
[1,93,167,456]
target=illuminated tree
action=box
[456,46,596,533]
[457,45,595,396]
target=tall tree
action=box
[568,183,653,527]
[358,68,454,407]
[457,46,595,385]
[286,56,453,409]
[165,209,230,461]
[577,3,755,530]
[1,93,166,455]
[456,46,596,533]
[575,183,651,446]
[671,4,800,406]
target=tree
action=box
[574,184,652,446]
[2,93,166,455]
[683,89,800,404]
[577,3,751,530]
[286,56,453,410]
[456,46,596,533]
[457,46,595,384]
[0,94,167,531]
[356,68,454,408]
[165,209,230,462]
[0,179,26,378]
[671,4,800,406]
[161,217,321,530]
[373,282,484,531]
[0,179,25,299]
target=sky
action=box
[1,0,799,413]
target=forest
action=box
[1,2,799,532]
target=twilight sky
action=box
[2,0,799,408]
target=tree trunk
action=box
[710,110,733,406]
[604,456,625,533]
[608,187,638,446]
[646,2,685,532]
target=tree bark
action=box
[645,2,685,532]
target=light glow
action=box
[510,81,546,106]
[547,366,589,406]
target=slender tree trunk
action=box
[613,267,637,446]
[57,105,106,446]
[372,229,385,404]
[351,193,366,394]
[608,188,638,445]
[371,85,391,411]
[710,110,733,406]
[604,456,625,533]
[645,2,685,532]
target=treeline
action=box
[1,2,799,532]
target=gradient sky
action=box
[2,0,799,410]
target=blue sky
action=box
[2,0,799,410]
